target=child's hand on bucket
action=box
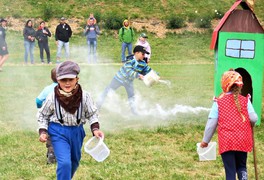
[200,141,208,148]
[93,130,104,139]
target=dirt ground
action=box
[6,17,219,38]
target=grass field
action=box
[0,29,264,179]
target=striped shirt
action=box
[37,90,99,130]
[114,58,151,83]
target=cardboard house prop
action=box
[210,0,264,125]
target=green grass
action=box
[1,1,264,179]
[0,63,263,179]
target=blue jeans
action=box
[121,42,132,62]
[48,122,86,180]
[87,39,97,63]
[56,40,70,60]
[24,40,35,64]
[221,151,248,180]
[97,78,136,113]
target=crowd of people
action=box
[0,15,152,71]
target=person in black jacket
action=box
[55,17,72,62]
[36,21,52,64]
[0,18,8,71]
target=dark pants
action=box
[38,41,51,63]
[46,135,54,154]
[221,151,248,180]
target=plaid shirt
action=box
[37,90,99,130]
[114,58,151,84]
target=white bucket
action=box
[143,70,160,87]
[84,136,110,162]
[196,142,217,161]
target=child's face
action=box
[58,77,79,93]
[135,52,145,61]
[139,37,146,42]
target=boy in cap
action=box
[38,61,104,180]
[97,45,152,114]
[0,19,9,71]
[36,68,58,164]
[55,17,72,62]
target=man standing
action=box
[118,19,135,63]
[0,18,9,71]
[55,17,72,63]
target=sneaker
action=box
[47,153,56,164]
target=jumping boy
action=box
[38,61,104,180]
[96,45,153,114]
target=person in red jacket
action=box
[200,69,258,180]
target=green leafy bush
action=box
[212,9,224,20]
[103,11,124,30]
[194,15,212,28]
[166,15,186,29]
[43,4,53,21]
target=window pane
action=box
[241,41,255,50]
[241,50,254,58]
[226,49,240,57]
[226,40,241,49]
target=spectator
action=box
[36,21,52,64]
[118,19,135,63]
[55,17,72,63]
[23,20,36,64]
[0,18,9,71]
[135,33,151,63]
[84,17,100,63]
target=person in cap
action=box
[0,19,8,71]
[23,20,36,64]
[199,69,258,180]
[37,61,104,179]
[135,33,151,63]
[96,45,153,115]
[84,15,100,64]
[118,19,135,63]
[55,17,72,63]
[36,68,58,164]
